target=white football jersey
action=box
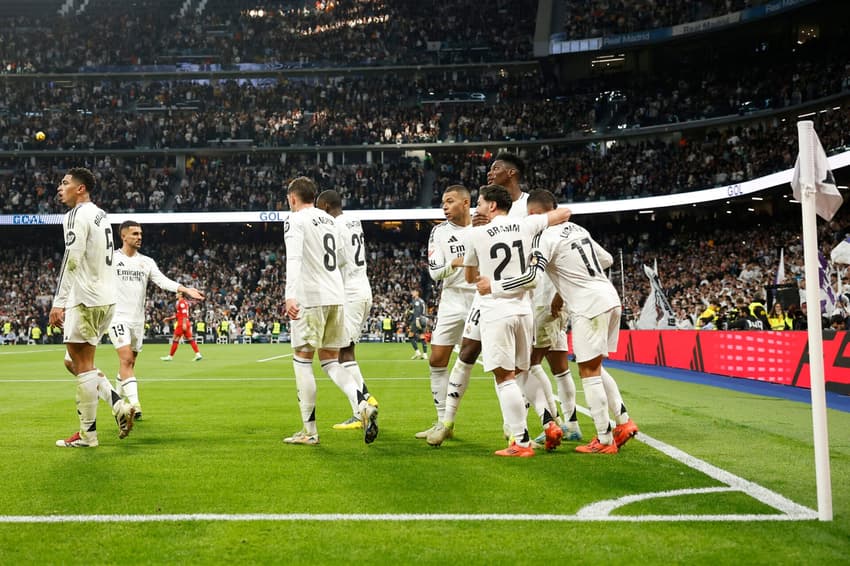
[534,222,620,318]
[427,220,475,292]
[335,212,372,302]
[464,213,548,322]
[507,191,529,218]
[533,266,557,309]
[284,206,346,308]
[113,249,180,324]
[53,201,116,308]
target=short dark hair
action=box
[444,184,470,199]
[479,184,512,212]
[493,152,525,179]
[68,167,96,193]
[316,189,342,212]
[119,220,141,234]
[287,176,318,204]
[527,189,557,211]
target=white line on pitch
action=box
[0,348,65,355]
[573,406,817,519]
[0,512,815,524]
[257,353,292,363]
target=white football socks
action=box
[428,365,450,422]
[582,375,613,444]
[496,379,528,446]
[293,356,318,435]
[443,359,473,424]
[76,369,101,444]
[121,377,140,408]
[601,367,630,425]
[527,364,559,425]
[321,359,361,418]
[554,369,576,422]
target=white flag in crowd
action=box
[790,130,842,221]
[775,247,785,285]
[831,235,850,265]
[818,251,837,316]
[636,263,677,330]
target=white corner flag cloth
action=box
[790,129,842,221]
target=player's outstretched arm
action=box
[479,251,547,297]
[179,285,205,300]
[545,206,571,226]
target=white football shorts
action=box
[570,307,621,363]
[63,304,115,346]
[108,318,145,353]
[480,313,533,373]
[461,294,482,342]
[431,288,475,346]
[533,306,568,352]
[344,299,371,345]
[290,305,347,351]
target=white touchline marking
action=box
[257,353,293,363]
[0,512,816,524]
[0,348,65,355]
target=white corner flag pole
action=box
[797,120,833,521]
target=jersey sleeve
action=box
[148,257,181,294]
[53,207,91,308]
[284,217,304,301]
[462,231,479,268]
[594,239,614,269]
[427,225,455,281]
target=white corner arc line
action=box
[575,406,817,519]
[577,487,735,517]
[637,431,817,518]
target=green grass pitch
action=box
[0,342,848,564]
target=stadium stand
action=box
[0,0,848,342]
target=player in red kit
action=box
[160,291,203,361]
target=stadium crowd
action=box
[2,101,848,215]
[0,0,537,73]
[561,0,778,40]
[4,203,850,346]
[1,1,848,347]
[2,34,847,153]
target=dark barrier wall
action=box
[604,330,850,395]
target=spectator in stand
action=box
[767,302,792,330]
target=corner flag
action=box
[793,121,840,521]
[790,129,842,221]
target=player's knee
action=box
[459,341,481,363]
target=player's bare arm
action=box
[545,206,572,226]
[551,293,564,318]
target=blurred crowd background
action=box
[1,0,849,344]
